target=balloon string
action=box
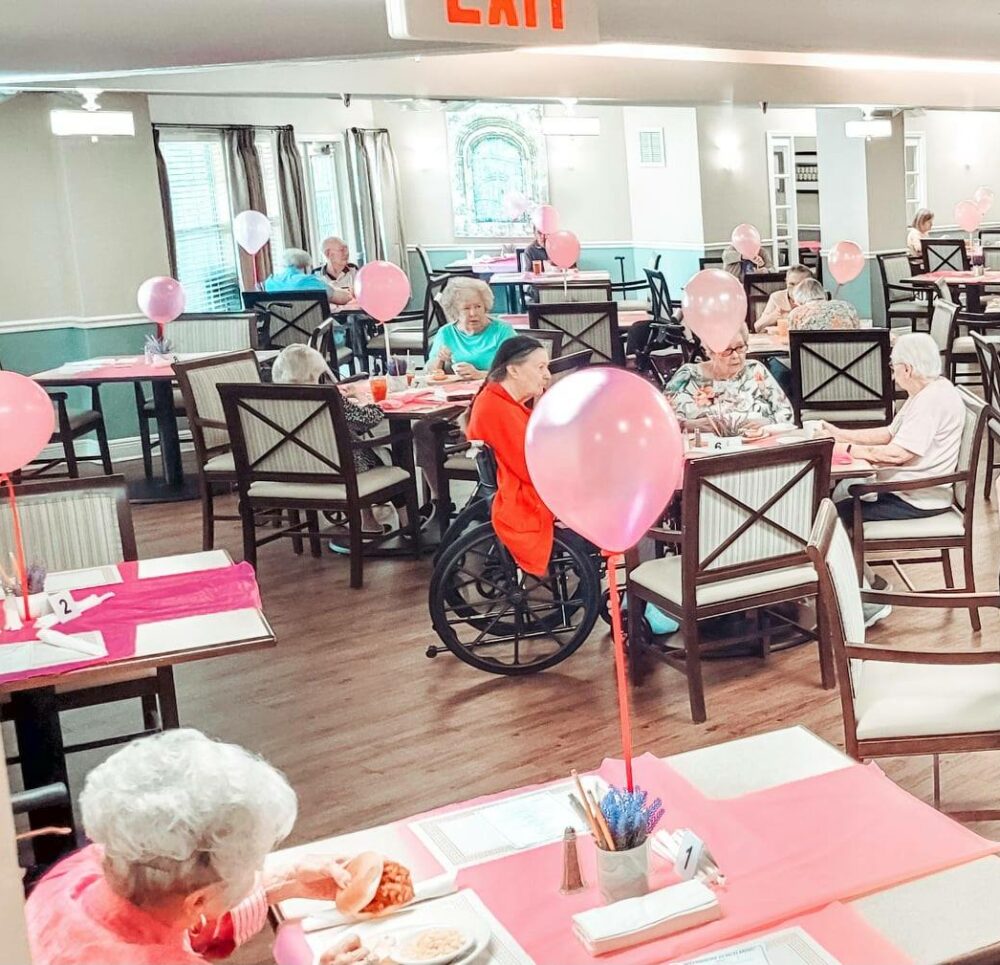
[251,255,259,291]
[1,473,30,622]
[602,550,634,792]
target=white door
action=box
[766,133,798,267]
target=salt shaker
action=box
[560,826,586,894]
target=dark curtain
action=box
[347,128,408,277]
[226,126,272,285]
[276,125,311,252]
[152,127,178,277]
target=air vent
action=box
[638,128,665,167]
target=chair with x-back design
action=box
[789,329,893,428]
[920,238,970,273]
[243,291,355,372]
[219,382,420,588]
[527,301,624,366]
[625,439,834,722]
[744,270,788,329]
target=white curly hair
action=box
[80,729,297,906]
[436,276,494,324]
[272,344,334,384]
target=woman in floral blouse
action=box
[664,325,794,426]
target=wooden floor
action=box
[15,467,1000,964]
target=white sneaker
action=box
[863,602,892,628]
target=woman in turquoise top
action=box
[428,277,516,379]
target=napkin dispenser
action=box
[572,879,721,955]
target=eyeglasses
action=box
[715,344,749,358]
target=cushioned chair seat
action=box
[142,388,186,414]
[887,299,931,315]
[629,555,817,608]
[63,409,102,432]
[203,452,235,473]
[443,453,478,473]
[951,335,976,356]
[862,507,964,540]
[799,407,888,424]
[618,299,653,313]
[367,328,424,352]
[248,466,409,502]
[854,660,1000,740]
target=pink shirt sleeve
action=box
[189,885,268,960]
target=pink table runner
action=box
[0,562,262,685]
[450,754,996,962]
[913,270,1000,284]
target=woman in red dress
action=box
[466,336,553,577]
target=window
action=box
[446,103,549,238]
[301,140,354,257]
[255,132,286,255]
[159,134,242,312]
[638,128,665,167]
[904,132,927,225]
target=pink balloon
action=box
[532,204,560,234]
[730,223,762,260]
[233,210,272,255]
[137,276,185,326]
[681,270,747,353]
[526,368,683,552]
[546,230,580,269]
[0,372,55,474]
[272,921,313,965]
[974,186,995,215]
[828,241,865,286]
[355,261,412,323]
[955,199,983,233]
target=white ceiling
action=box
[7,0,1000,109]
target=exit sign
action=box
[386,0,599,44]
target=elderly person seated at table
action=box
[907,208,934,258]
[786,278,860,331]
[273,345,395,536]
[26,729,370,965]
[524,227,548,267]
[753,264,813,333]
[314,236,356,307]
[428,276,517,381]
[722,242,773,281]
[664,325,793,427]
[263,247,331,295]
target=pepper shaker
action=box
[560,826,586,894]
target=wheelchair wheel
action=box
[433,493,492,564]
[428,523,600,675]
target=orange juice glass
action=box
[370,376,388,402]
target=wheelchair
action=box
[426,448,615,675]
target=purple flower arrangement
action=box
[386,356,408,377]
[599,785,664,851]
[6,562,47,597]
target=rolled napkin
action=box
[36,628,106,657]
[572,880,721,956]
[299,871,458,933]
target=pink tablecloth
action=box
[0,562,262,685]
[34,357,177,382]
[913,270,1000,284]
[453,754,997,963]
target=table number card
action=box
[673,828,707,881]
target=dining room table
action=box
[31,350,278,504]
[271,724,1000,964]
[0,548,274,863]
[910,269,1000,312]
[444,255,520,276]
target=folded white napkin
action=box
[36,628,106,657]
[300,871,458,932]
[572,880,721,955]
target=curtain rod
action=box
[152,122,291,132]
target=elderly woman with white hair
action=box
[428,276,516,381]
[26,729,371,965]
[262,247,331,295]
[821,332,964,527]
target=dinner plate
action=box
[339,916,490,965]
[388,924,477,965]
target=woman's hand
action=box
[430,347,452,373]
[320,934,371,965]
[454,361,483,380]
[263,853,352,904]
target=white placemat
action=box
[44,565,123,593]
[680,926,843,965]
[0,631,106,675]
[136,550,231,579]
[410,776,607,870]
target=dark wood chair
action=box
[789,329,893,428]
[921,238,970,273]
[876,252,935,331]
[548,349,594,382]
[744,270,788,329]
[808,497,1000,820]
[844,388,987,630]
[0,476,178,761]
[927,299,985,388]
[173,351,262,550]
[528,329,564,359]
[699,256,724,271]
[799,247,823,284]
[978,229,1000,245]
[219,382,420,588]
[0,360,113,481]
[365,273,450,366]
[527,302,624,366]
[626,439,834,722]
[643,268,681,324]
[972,332,1000,500]
[415,245,434,282]
[536,282,613,304]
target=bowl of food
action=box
[335,852,415,919]
[389,926,474,965]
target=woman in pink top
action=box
[26,729,368,965]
